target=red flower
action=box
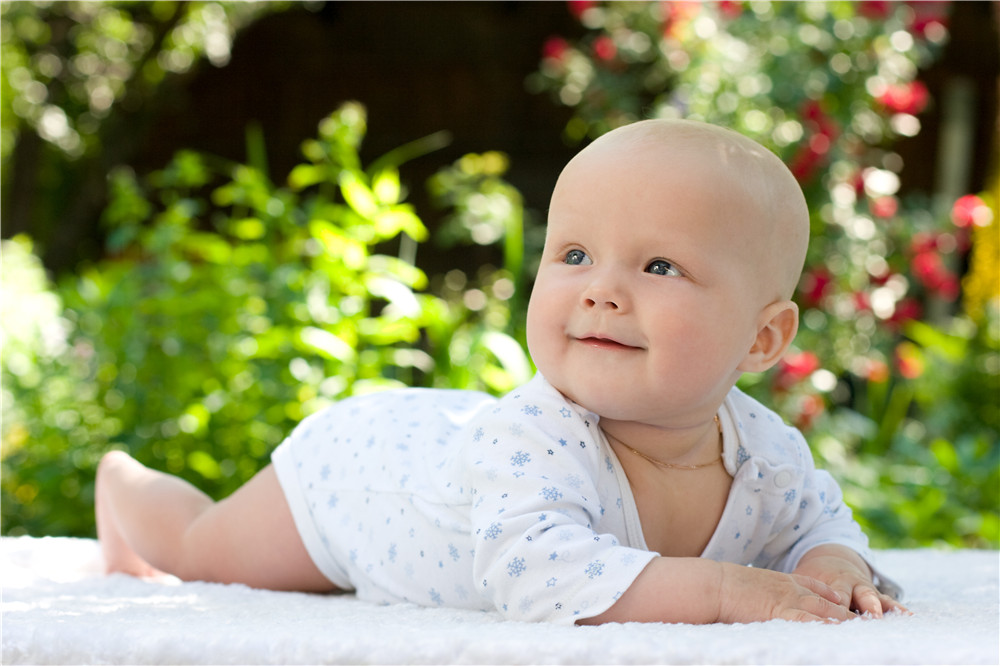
[877,81,929,115]
[912,251,959,300]
[790,101,839,183]
[853,291,872,313]
[858,0,892,19]
[951,194,992,228]
[542,36,570,62]
[592,35,617,61]
[716,0,743,19]
[567,0,596,19]
[907,1,950,39]
[775,351,821,391]
[888,298,923,327]
[799,268,833,309]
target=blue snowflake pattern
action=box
[784,489,797,504]
[507,557,527,577]
[484,522,503,540]
[522,404,542,417]
[540,486,563,502]
[510,450,531,467]
[448,544,461,561]
[388,543,397,563]
[473,427,485,442]
[585,560,605,579]
[429,588,443,606]
[320,464,331,480]
[327,494,339,508]
[509,423,524,437]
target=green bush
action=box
[1,103,530,537]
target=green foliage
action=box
[1,0,282,162]
[531,0,998,548]
[1,104,530,537]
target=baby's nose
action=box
[581,281,624,311]
[583,293,620,310]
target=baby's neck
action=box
[600,417,722,469]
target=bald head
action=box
[569,119,810,302]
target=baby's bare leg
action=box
[95,450,335,592]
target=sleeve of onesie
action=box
[751,420,877,576]
[463,378,657,624]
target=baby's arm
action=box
[793,544,909,617]
[578,555,856,625]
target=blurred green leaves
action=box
[1,103,530,537]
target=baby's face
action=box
[526,136,775,428]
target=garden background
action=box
[1,1,997,550]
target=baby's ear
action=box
[738,300,799,374]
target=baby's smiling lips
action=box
[575,335,642,351]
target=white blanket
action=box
[2,537,997,665]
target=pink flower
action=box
[951,194,992,228]
[870,195,899,219]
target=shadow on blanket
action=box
[2,537,997,665]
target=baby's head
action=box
[526,119,810,427]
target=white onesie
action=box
[272,373,882,624]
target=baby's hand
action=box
[716,562,856,624]
[793,544,909,618]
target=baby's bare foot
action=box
[95,451,167,579]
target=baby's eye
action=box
[646,259,681,277]
[564,249,592,266]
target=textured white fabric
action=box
[2,537,997,665]
[273,374,878,623]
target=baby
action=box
[96,119,906,625]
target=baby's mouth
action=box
[576,335,642,351]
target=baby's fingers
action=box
[791,573,843,606]
[781,595,855,624]
[851,585,886,618]
[853,587,912,618]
